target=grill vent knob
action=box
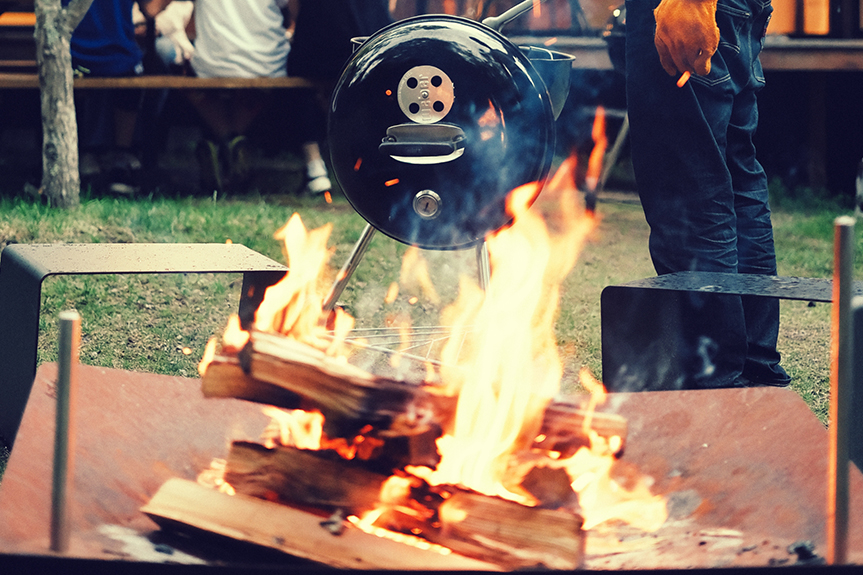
[413,190,442,219]
[397,66,454,124]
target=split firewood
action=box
[202,330,447,438]
[224,441,389,513]
[201,331,628,455]
[219,443,584,570]
[432,490,585,570]
[538,401,628,456]
[141,478,499,571]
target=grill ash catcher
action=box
[324,0,574,309]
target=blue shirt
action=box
[66,0,143,77]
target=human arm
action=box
[653,0,719,76]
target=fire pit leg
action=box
[50,310,80,554]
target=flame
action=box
[384,281,400,304]
[262,406,325,450]
[347,514,452,554]
[385,178,400,187]
[561,436,667,531]
[425,158,594,501]
[261,406,384,460]
[585,106,607,193]
[543,37,558,46]
[399,246,441,305]
[253,213,334,349]
[197,458,236,495]
[533,0,542,17]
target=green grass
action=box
[1,184,860,465]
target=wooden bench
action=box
[0,72,322,90]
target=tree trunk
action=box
[34,0,93,208]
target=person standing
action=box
[624,0,790,388]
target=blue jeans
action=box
[625,0,789,387]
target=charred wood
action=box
[224,441,388,513]
[141,478,498,570]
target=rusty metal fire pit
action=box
[1,363,862,572]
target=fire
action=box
[584,106,608,193]
[261,405,384,461]
[198,145,666,538]
[399,246,440,305]
[426,158,594,502]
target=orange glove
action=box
[654,0,720,76]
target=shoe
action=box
[103,149,142,195]
[225,135,251,188]
[733,374,791,388]
[304,174,332,195]
[79,152,101,179]
[303,156,331,195]
[196,139,223,194]
[743,363,792,388]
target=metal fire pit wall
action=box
[1,364,863,573]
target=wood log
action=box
[201,355,302,409]
[220,441,584,569]
[141,478,500,571]
[201,331,628,454]
[539,401,628,456]
[224,441,388,513]
[433,490,585,570]
[202,331,446,438]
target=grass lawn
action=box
[1,184,860,477]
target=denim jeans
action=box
[625,0,789,387]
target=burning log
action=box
[538,401,628,456]
[201,330,628,455]
[224,441,388,512]
[155,440,586,570]
[141,478,499,570]
[202,331,443,438]
[433,491,584,570]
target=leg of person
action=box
[186,90,232,194]
[625,0,747,388]
[222,90,272,189]
[723,0,790,386]
[105,88,144,195]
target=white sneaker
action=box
[305,174,331,195]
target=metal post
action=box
[827,216,854,565]
[51,310,80,553]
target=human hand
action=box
[653,0,719,76]
[166,30,195,64]
[155,2,195,64]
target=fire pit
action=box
[1,361,862,570]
